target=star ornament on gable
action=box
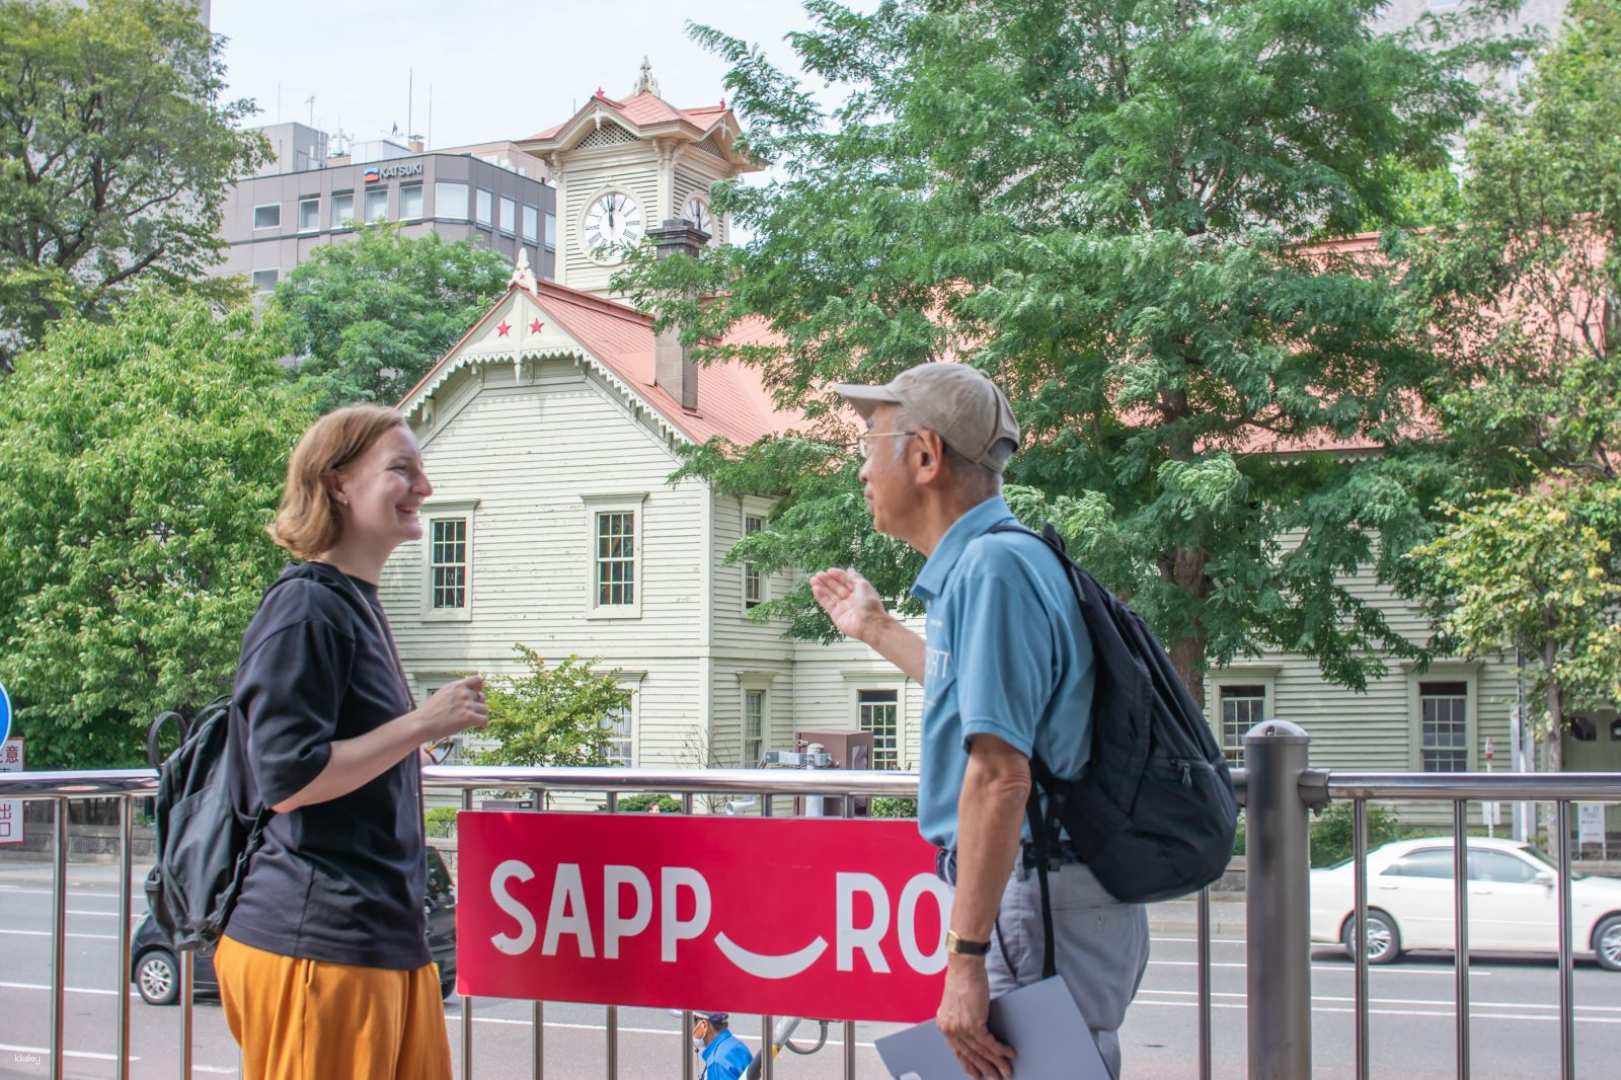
[496,321,511,337]
[530,318,544,334]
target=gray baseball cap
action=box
[833,363,1021,473]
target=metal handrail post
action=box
[1197,886,1212,1080]
[51,797,68,1080]
[1557,800,1575,1080]
[117,796,134,1080]
[461,788,475,1080]
[1451,800,1471,1077]
[681,792,696,1080]
[604,791,618,1080]
[530,786,546,1080]
[1351,798,1369,1080]
[180,948,194,1079]
[1244,720,1312,1080]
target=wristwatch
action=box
[945,930,992,957]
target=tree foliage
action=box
[1411,479,1621,767]
[272,226,514,411]
[1398,0,1621,761]
[624,0,1526,696]
[473,647,632,768]
[0,292,316,767]
[0,0,268,371]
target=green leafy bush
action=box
[424,806,459,838]
[616,794,682,814]
[1310,802,1402,867]
[870,797,918,819]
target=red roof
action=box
[527,90,734,143]
[398,279,798,448]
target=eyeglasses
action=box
[857,430,919,458]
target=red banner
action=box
[455,811,950,1022]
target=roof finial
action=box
[632,56,660,97]
[510,247,538,296]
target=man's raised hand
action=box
[809,567,886,643]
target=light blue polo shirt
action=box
[912,496,1095,850]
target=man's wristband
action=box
[945,930,992,957]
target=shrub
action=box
[424,806,459,839]
[616,793,683,814]
[1309,801,1402,867]
[870,797,918,819]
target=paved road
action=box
[1,862,1617,1078]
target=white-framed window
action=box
[434,181,468,220]
[743,513,766,610]
[1420,682,1469,772]
[250,268,278,293]
[253,203,281,230]
[364,186,388,223]
[400,183,423,220]
[743,688,767,767]
[475,188,493,227]
[1405,663,1478,772]
[419,499,478,621]
[499,196,516,235]
[298,197,320,232]
[1218,685,1266,767]
[602,700,633,768]
[581,493,647,618]
[332,191,355,228]
[521,204,539,243]
[544,211,557,249]
[858,689,900,769]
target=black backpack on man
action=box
[987,523,1238,937]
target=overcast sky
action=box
[214,1,850,152]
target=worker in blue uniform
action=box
[691,1011,754,1080]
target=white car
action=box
[1309,836,1621,971]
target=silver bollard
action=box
[1244,719,1313,1080]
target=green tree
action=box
[473,647,632,768]
[272,226,514,411]
[1410,479,1621,770]
[0,0,268,372]
[0,292,316,767]
[1397,0,1621,495]
[620,0,1524,698]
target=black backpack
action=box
[987,523,1239,914]
[144,697,271,951]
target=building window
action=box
[743,514,766,610]
[545,211,557,249]
[1420,682,1469,772]
[596,511,635,607]
[253,203,281,230]
[743,689,766,767]
[332,191,354,228]
[521,204,539,243]
[499,196,516,235]
[298,197,320,232]
[475,188,493,227]
[250,268,278,293]
[364,187,388,224]
[430,518,468,609]
[858,689,900,770]
[400,183,423,220]
[1219,685,1265,766]
[602,700,633,768]
[434,181,468,220]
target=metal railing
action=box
[2,741,1617,1080]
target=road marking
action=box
[0,1040,141,1062]
[1147,959,1488,977]
[1137,987,1621,1013]
[1131,996,1621,1024]
[1,980,123,996]
[0,928,119,940]
[440,1014,884,1049]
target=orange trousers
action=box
[215,935,452,1080]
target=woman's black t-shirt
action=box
[224,561,429,970]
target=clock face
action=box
[683,196,713,238]
[584,192,643,255]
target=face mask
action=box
[692,1036,705,1053]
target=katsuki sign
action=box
[363,162,423,183]
[456,813,950,1022]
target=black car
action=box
[131,846,458,1005]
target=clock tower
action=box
[516,60,760,297]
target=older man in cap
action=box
[810,363,1149,1080]
[688,1011,752,1080]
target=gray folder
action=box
[874,976,1112,1079]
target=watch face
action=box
[683,196,712,237]
[585,192,643,254]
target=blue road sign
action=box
[0,680,10,745]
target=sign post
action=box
[1578,803,1606,860]
[456,812,949,1022]
[1483,738,1499,838]
[0,680,19,846]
